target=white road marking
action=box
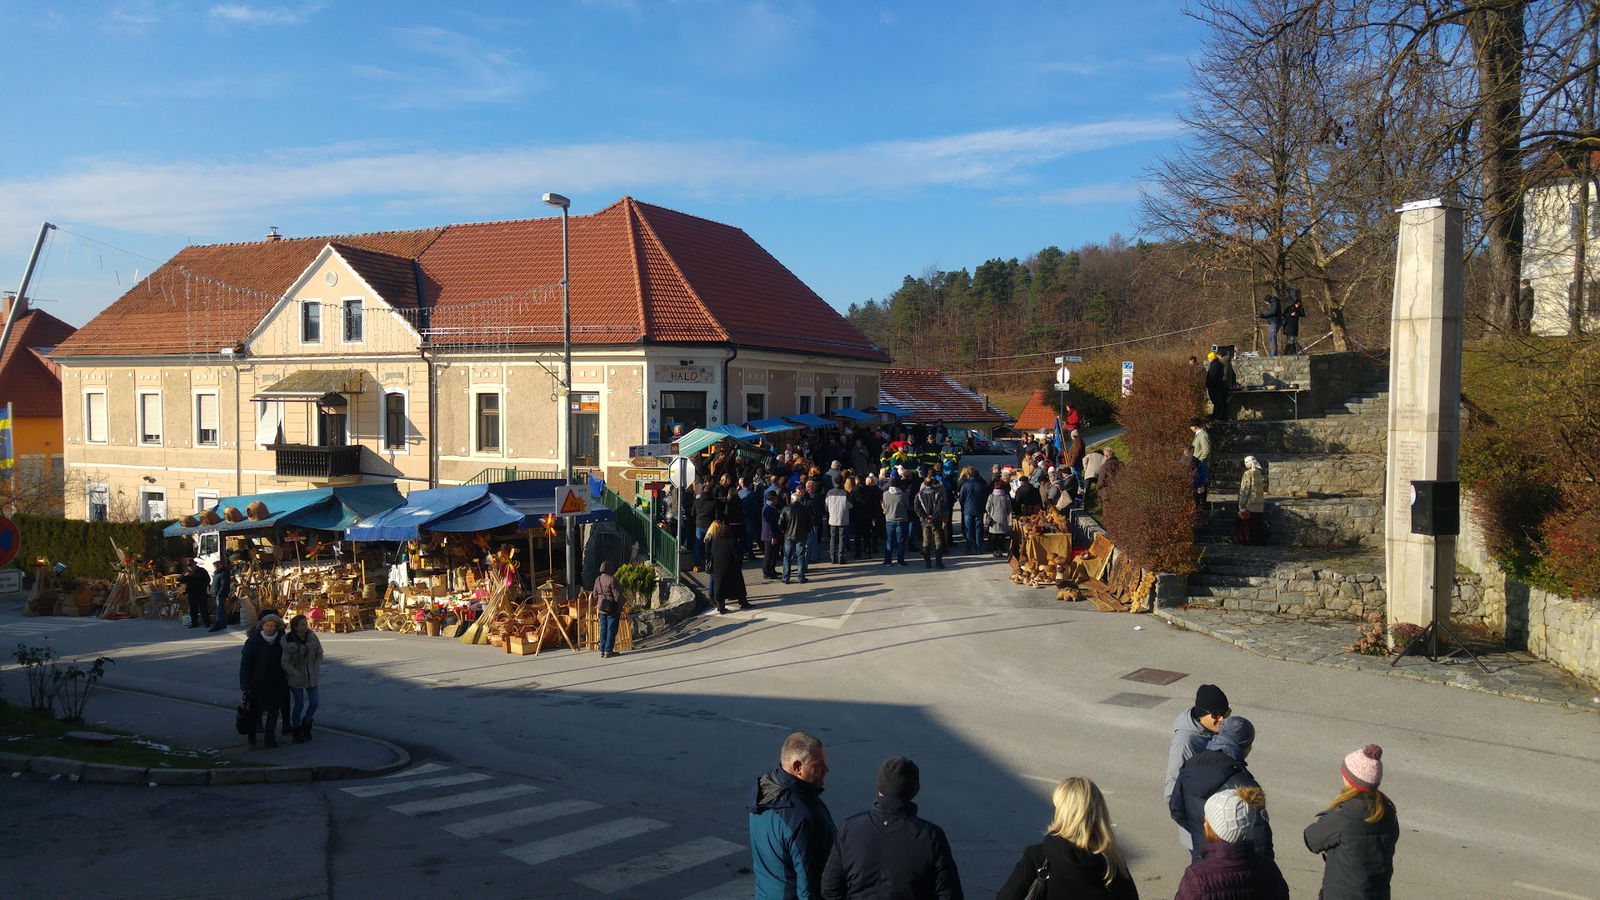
[576,836,744,894]
[443,799,603,839]
[381,762,450,779]
[389,783,544,816]
[1512,883,1595,899]
[679,879,755,900]
[340,772,490,797]
[0,618,107,634]
[726,716,789,730]
[502,817,667,867]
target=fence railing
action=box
[597,483,679,580]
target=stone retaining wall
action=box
[1269,497,1385,549]
[1209,454,1384,497]
[1231,351,1381,417]
[1218,416,1389,455]
[1208,561,1387,619]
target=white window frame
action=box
[300,299,323,344]
[83,390,108,444]
[255,400,285,447]
[195,490,220,513]
[138,486,167,523]
[137,390,163,446]
[86,483,109,522]
[194,390,221,447]
[341,296,365,344]
[382,389,409,454]
[472,389,504,456]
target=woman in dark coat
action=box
[1304,744,1399,899]
[706,520,749,614]
[996,777,1138,900]
[239,612,292,747]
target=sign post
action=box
[1121,360,1135,398]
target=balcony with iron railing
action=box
[272,444,364,482]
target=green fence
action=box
[597,484,679,580]
[463,467,563,486]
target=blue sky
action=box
[0,1,1201,328]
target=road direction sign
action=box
[0,568,19,593]
[628,442,678,458]
[618,468,669,481]
[629,457,670,469]
[554,485,589,516]
[0,515,18,568]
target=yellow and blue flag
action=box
[0,403,13,474]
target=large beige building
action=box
[52,198,887,521]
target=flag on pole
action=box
[1052,416,1064,457]
[0,403,14,475]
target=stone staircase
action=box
[1186,375,1391,618]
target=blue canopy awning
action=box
[869,403,913,419]
[163,484,404,538]
[830,408,877,422]
[702,424,764,440]
[783,413,838,429]
[746,417,801,434]
[345,479,566,542]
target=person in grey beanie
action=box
[1170,715,1272,861]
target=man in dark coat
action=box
[1281,294,1305,354]
[1012,476,1042,518]
[913,477,948,569]
[749,732,836,900]
[1170,716,1273,862]
[820,757,963,900]
[179,560,211,629]
[207,558,235,632]
[957,470,987,555]
[761,491,784,580]
[709,525,749,614]
[592,561,624,658]
[1259,293,1283,356]
[1205,352,1230,421]
[779,491,814,584]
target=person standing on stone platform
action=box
[1236,456,1267,545]
[1282,294,1305,354]
[1205,352,1230,421]
[1259,294,1283,357]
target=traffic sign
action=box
[643,481,669,493]
[629,456,670,469]
[554,485,589,516]
[628,442,678,458]
[619,468,669,481]
[1055,365,1072,386]
[1121,360,1135,397]
[0,515,18,568]
[668,456,694,490]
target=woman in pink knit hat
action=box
[1303,744,1399,898]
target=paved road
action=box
[3,551,1597,899]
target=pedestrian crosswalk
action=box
[338,762,750,898]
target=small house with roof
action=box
[1,296,77,513]
[51,198,887,521]
[876,367,1012,437]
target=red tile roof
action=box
[55,198,887,362]
[1013,389,1059,432]
[878,368,1012,424]
[0,301,78,418]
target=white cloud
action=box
[0,118,1178,243]
[999,182,1144,207]
[353,26,540,108]
[208,3,324,26]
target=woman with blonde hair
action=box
[1303,744,1398,898]
[996,776,1137,899]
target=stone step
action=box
[1207,453,1384,497]
[1324,400,1389,416]
[1191,573,1274,588]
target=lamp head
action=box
[541,192,571,210]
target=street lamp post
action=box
[542,192,577,603]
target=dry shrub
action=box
[1541,493,1600,599]
[1102,353,1203,574]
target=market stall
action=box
[161,484,405,628]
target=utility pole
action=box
[0,222,56,366]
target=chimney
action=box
[265,226,282,242]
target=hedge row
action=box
[3,515,193,581]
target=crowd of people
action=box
[748,684,1398,899]
[667,421,1122,613]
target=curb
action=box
[1,686,412,785]
[1152,607,1599,713]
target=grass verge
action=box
[1,702,258,769]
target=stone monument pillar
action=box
[1385,198,1464,637]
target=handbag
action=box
[235,694,254,735]
[1023,860,1050,900]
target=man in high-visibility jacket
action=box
[916,436,940,476]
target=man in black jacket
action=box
[1169,715,1273,862]
[913,477,948,569]
[1259,294,1283,357]
[779,491,814,584]
[1205,352,1230,421]
[180,560,211,629]
[821,757,963,900]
